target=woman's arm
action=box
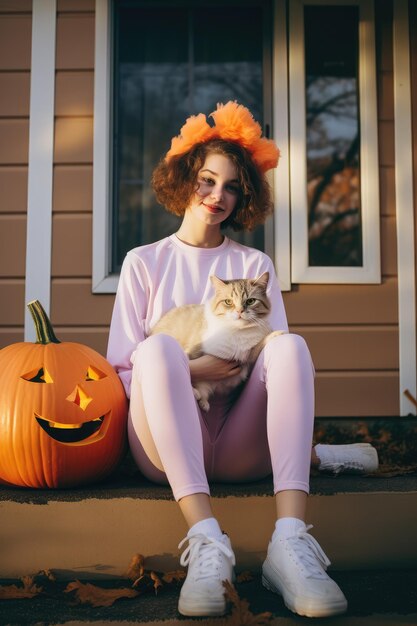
[107,253,148,397]
[264,256,289,332]
[189,354,241,383]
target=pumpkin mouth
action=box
[35,411,110,445]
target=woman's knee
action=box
[265,333,314,371]
[268,332,309,353]
[135,333,187,367]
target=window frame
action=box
[289,0,380,284]
[93,0,116,293]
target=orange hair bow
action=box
[166,101,280,173]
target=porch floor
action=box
[0,568,416,625]
[2,465,417,503]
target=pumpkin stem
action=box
[27,300,61,344]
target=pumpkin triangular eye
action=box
[85,366,106,381]
[21,367,54,383]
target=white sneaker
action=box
[262,524,348,618]
[178,532,236,616]
[316,443,379,475]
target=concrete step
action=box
[1,471,417,579]
[0,569,417,625]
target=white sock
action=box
[188,517,223,540]
[272,517,306,541]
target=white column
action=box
[93,0,117,293]
[24,0,57,340]
[273,0,291,291]
[393,0,416,414]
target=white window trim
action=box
[25,0,57,339]
[273,0,291,291]
[393,0,416,415]
[289,0,381,284]
[92,0,118,293]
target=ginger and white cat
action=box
[150,272,285,411]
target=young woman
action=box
[107,102,377,619]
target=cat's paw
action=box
[193,387,202,401]
[193,388,210,412]
[198,399,210,412]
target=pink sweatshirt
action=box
[107,234,288,397]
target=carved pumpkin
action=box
[0,301,128,488]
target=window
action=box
[111,0,272,273]
[289,0,380,283]
[93,0,378,292]
[305,5,361,267]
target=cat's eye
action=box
[246,298,257,305]
[224,299,233,306]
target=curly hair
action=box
[151,138,274,231]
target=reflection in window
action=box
[112,1,268,272]
[305,6,362,267]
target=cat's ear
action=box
[210,275,227,290]
[253,272,269,289]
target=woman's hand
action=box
[189,354,241,383]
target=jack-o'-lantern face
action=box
[21,365,111,445]
[0,301,128,488]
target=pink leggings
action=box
[128,333,315,501]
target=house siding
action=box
[285,0,399,416]
[51,0,112,354]
[0,0,409,417]
[0,1,32,346]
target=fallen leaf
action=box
[150,571,163,594]
[404,389,417,408]
[236,570,254,583]
[35,569,56,582]
[131,573,159,595]
[0,576,42,599]
[126,553,145,580]
[222,580,273,625]
[64,580,139,607]
[162,570,186,584]
[372,464,417,478]
[223,579,240,604]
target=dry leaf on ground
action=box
[0,576,42,600]
[126,553,145,580]
[150,571,163,594]
[33,569,56,582]
[64,580,139,607]
[236,571,254,583]
[222,580,273,625]
[131,571,163,595]
[162,570,186,584]
[373,464,417,477]
[131,572,161,595]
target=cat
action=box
[150,272,285,411]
